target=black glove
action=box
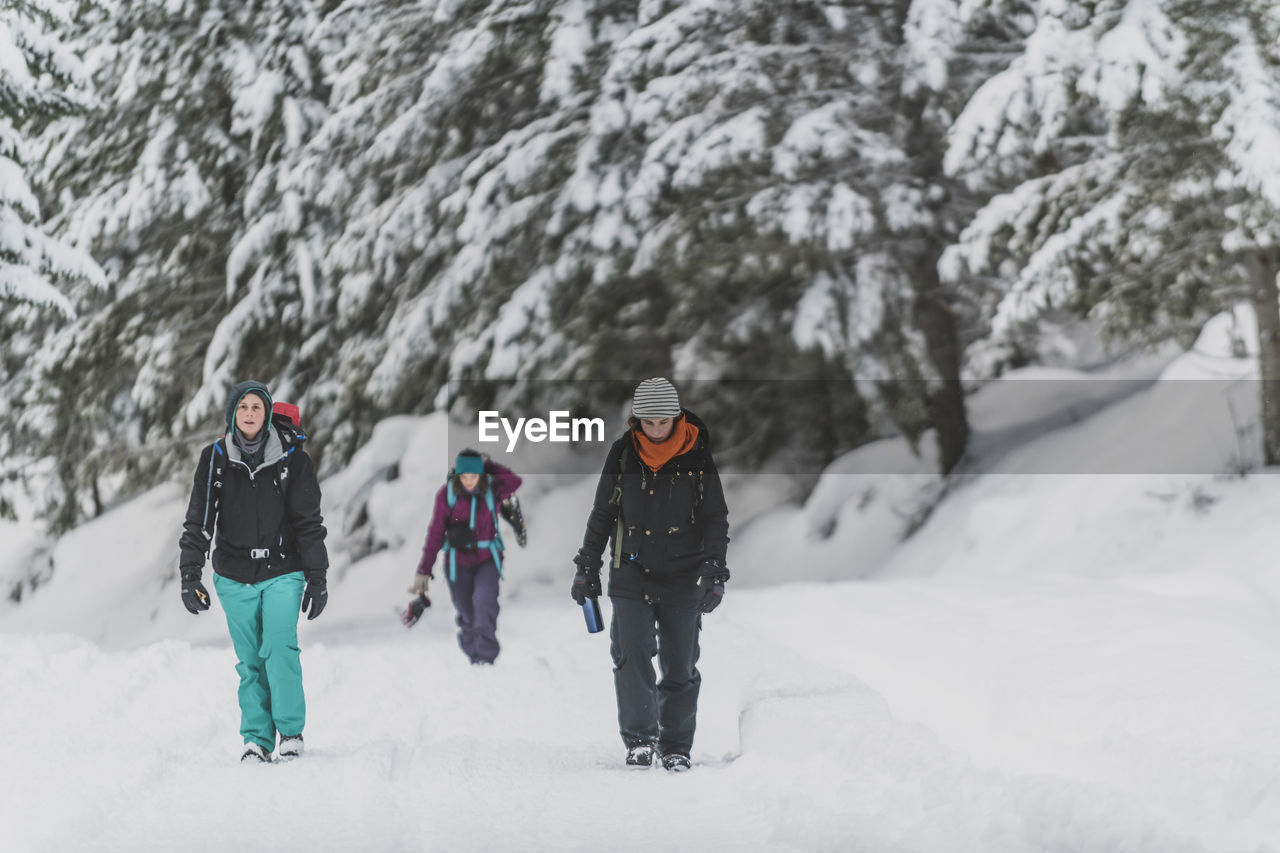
[402,593,432,628]
[181,571,211,614]
[699,558,729,583]
[571,566,602,605]
[301,574,328,620]
[698,577,725,614]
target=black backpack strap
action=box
[273,421,305,511]
[692,439,707,523]
[278,449,292,503]
[692,468,705,525]
[202,440,226,540]
[270,419,307,504]
[609,447,626,506]
[610,444,630,570]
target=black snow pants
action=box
[609,596,702,756]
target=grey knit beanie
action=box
[631,377,681,418]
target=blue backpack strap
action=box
[443,476,458,580]
[484,488,503,577]
[441,477,505,582]
[484,488,500,546]
[470,489,504,579]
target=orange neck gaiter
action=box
[633,418,700,473]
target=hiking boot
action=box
[241,744,271,763]
[660,752,691,773]
[278,734,304,760]
[625,744,655,767]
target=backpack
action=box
[442,473,505,582]
[199,400,307,540]
[271,402,304,440]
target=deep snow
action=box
[3,308,1280,852]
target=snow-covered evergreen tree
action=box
[940,0,1280,462]
[0,0,103,529]
[0,0,101,313]
[228,0,898,470]
[21,0,330,530]
[864,0,1036,472]
[11,0,1079,534]
[297,0,1019,474]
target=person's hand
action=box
[181,571,210,614]
[698,578,724,614]
[571,566,602,605]
[699,558,729,582]
[407,573,430,596]
[301,574,328,620]
[402,593,431,628]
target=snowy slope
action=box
[8,574,1277,853]
[4,309,1280,851]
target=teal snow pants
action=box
[214,572,306,752]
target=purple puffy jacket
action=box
[416,460,522,577]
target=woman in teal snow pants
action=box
[213,573,307,746]
[178,380,330,763]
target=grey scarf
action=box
[234,427,268,470]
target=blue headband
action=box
[455,455,484,475]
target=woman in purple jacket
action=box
[406,449,522,664]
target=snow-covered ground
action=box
[4,309,1280,852]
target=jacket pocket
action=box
[665,470,699,525]
[666,525,703,558]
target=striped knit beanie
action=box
[631,377,681,418]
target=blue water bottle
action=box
[583,596,603,633]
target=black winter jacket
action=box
[577,410,729,604]
[179,427,328,585]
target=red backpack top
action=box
[272,401,302,431]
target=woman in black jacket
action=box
[177,379,329,763]
[572,377,729,771]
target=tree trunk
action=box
[1249,248,1280,465]
[914,249,969,475]
[890,9,970,476]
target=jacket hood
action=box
[225,379,273,431]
